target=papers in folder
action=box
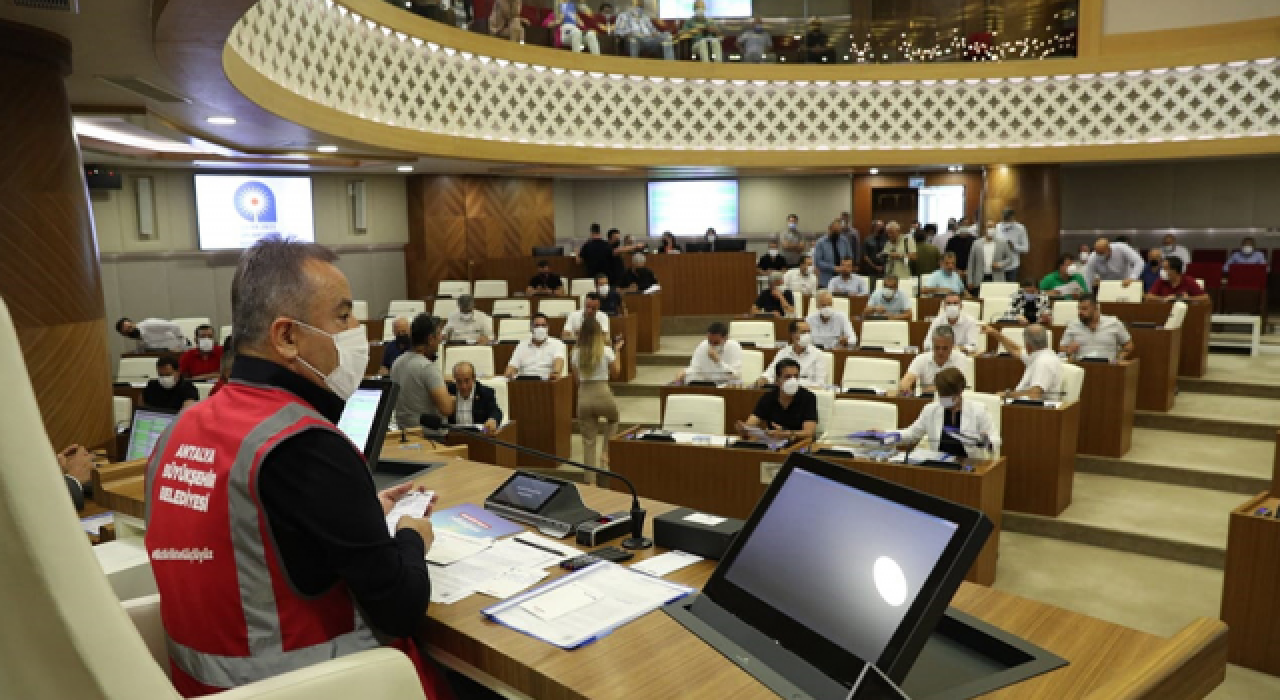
[482,561,693,649]
[427,533,581,604]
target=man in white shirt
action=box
[923,252,968,296]
[1061,296,1134,361]
[865,275,911,320]
[115,317,186,352]
[983,323,1062,399]
[783,254,818,298]
[441,295,494,344]
[562,293,611,339]
[505,313,567,380]
[1159,233,1191,269]
[676,321,743,383]
[898,325,965,396]
[806,291,857,349]
[756,319,827,388]
[1083,238,1144,289]
[826,257,867,296]
[997,209,1030,282]
[924,293,981,354]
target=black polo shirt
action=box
[579,238,614,280]
[750,387,819,431]
[621,266,658,292]
[529,271,564,292]
[753,288,794,315]
[142,378,199,410]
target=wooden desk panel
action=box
[1000,402,1081,516]
[973,355,1028,394]
[1103,300,1210,378]
[444,422,519,468]
[626,292,662,353]
[648,252,759,315]
[1127,326,1180,412]
[1076,360,1140,458]
[507,377,574,467]
[1222,492,1280,675]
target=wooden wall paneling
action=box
[983,164,1062,282]
[851,172,984,240]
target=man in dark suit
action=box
[57,444,95,511]
[447,361,503,433]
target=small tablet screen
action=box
[489,474,563,513]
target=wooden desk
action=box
[1126,326,1181,412]
[415,460,1226,700]
[443,422,519,468]
[626,292,662,353]
[1103,300,1210,378]
[1222,491,1280,675]
[113,382,144,407]
[507,377,574,467]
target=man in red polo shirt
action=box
[1144,257,1207,302]
[178,324,223,380]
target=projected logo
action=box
[233,181,277,224]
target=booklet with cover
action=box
[431,503,524,539]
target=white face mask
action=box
[1078,252,1088,262]
[293,321,370,401]
[781,377,801,396]
[460,311,474,321]
[532,326,549,341]
[768,249,779,256]
[158,375,177,389]
[788,222,797,230]
[1067,264,1080,276]
[883,289,897,301]
[945,304,960,321]
[598,285,610,296]
[1242,246,1255,255]
[939,395,957,409]
[819,307,832,320]
[1159,269,1169,280]
[796,333,812,350]
[197,338,214,353]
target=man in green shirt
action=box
[1040,253,1091,298]
[913,225,941,276]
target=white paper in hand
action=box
[385,490,436,536]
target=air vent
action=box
[13,0,78,12]
[97,76,191,104]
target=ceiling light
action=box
[396,165,414,172]
[206,116,237,125]
[869,168,879,175]
[316,145,338,153]
[73,117,213,154]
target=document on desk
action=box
[425,530,492,566]
[426,534,580,603]
[631,550,703,577]
[483,561,693,649]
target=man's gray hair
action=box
[231,236,339,351]
[452,361,476,378]
[932,325,956,342]
[1024,324,1049,351]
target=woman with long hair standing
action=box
[571,316,622,474]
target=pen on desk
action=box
[514,537,564,556]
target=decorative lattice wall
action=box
[227,0,1280,153]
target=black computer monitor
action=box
[124,406,179,461]
[532,246,564,256]
[683,242,711,253]
[715,238,748,252]
[336,378,399,471]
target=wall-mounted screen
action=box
[659,0,752,18]
[647,180,739,237]
[194,175,316,250]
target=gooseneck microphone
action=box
[421,415,653,550]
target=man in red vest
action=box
[145,237,451,698]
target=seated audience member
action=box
[680,0,722,62]
[594,273,626,315]
[738,17,772,63]
[391,314,454,429]
[596,2,617,31]
[800,17,835,63]
[115,316,185,352]
[620,253,659,292]
[1040,253,1090,297]
[563,293,611,339]
[380,317,412,376]
[179,324,223,380]
[752,271,795,318]
[442,294,493,344]
[1145,257,1207,302]
[892,368,1000,460]
[1061,295,1133,361]
[209,336,234,396]
[1160,233,1191,268]
[784,254,819,298]
[676,321,743,383]
[555,1,602,53]
[923,252,968,296]
[57,444,96,511]
[899,326,964,396]
[506,313,567,380]
[924,293,980,354]
[527,259,566,296]
[757,240,787,272]
[1083,237,1144,288]
[447,361,503,433]
[737,358,818,441]
[756,320,827,388]
[864,274,912,320]
[489,0,528,42]
[143,355,199,410]
[827,257,868,296]
[658,231,682,254]
[1140,248,1164,292]
[1009,280,1052,325]
[983,324,1062,400]
[1223,237,1267,272]
[806,291,857,349]
[615,0,674,59]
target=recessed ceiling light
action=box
[396,165,414,172]
[316,145,338,153]
[869,168,879,175]
[206,116,236,125]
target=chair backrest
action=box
[982,296,1013,322]
[433,298,459,319]
[906,297,917,321]
[1226,263,1268,289]
[979,282,1018,300]
[569,278,596,297]
[195,382,214,401]
[478,377,511,421]
[830,297,850,316]
[539,299,577,318]
[351,300,369,321]
[1096,279,1137,303]
[170,317,210,345]
[473,280,509,298]
[492,299,531,318]
[740,349,764,382]
[498,318,533,342]
[859,320,909,348]
[729,320,775,347]
[961,300,982,321]
[1051,300,1079,327]
[812,388,835,438]
[1185,262,1222,290]
[954,352,976,389]
[437,280,471,298]
[218,324,233,344]
[382,315,413,342]
[112,396,133,431]
[1165,301,1188,330]
[0,298,183,699]
[840,357,901,392]
[962,390,1003,457]
[442,346,496,378]
[873,276,915,297]
[1060,363,1085,403]
[117,356,158,382]
[388,299,426,317]
[792,295,805,319]
[829,399,898,436]
[820,350,835,386]
[664,394,726,435]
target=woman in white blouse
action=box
[893,368,1000,460]
[571,316,623,471]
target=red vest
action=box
[145,381,448,698]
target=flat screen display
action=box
[336,387,382,458]
[490,474,563,512]
[647,180,738,237]
[659,0,752,18]
[126,408,178,461]
[194,175,315,250]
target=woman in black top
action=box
[659,232,682,254]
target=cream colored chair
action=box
[979,282,1018,301]
[954,352,976,390]
[739,349,764,383]
[219,324,233,343]
[498,319,532,343]
[539,299,577,318]
[729,320,775,347]
[828,399,898,437]
[381,315,414,342]
[351,300,369,321]
[831,297,850,317]
[492,299,531,318]
[872,277,914,297]
[663,394,725,435]
[1165,301,1188,330]
[195,382,215,401]
[387,300,426,317]
[171,317,210,346]
[1060,363,1085,403]
[961,300,983,321]
[432,298,459,319]
[0,298,427,700]
[859,320,909,348]
[820,350,835,386]
[478,377,511,420]
[437,280,471,298]
[113,395,134,431]
[472,280,509,298]
[1051,300,1078,327]
[812,388,835,439]
[118,357,158,382]
[906,297,918,321]
[962,390,1003,458]
[1096,279,1139,303]
[792,295,805,319]
[841,357,900,392]
[983,296,1013,322]
[569,278,596,298]
[442,345,496,378]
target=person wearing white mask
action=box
[757,239,787,272]
[783,254,819,298]
[827,257,868,296]
[142,354,199,410]
[1082,237,1144,289]
[898,326,965,396]
[923,252,968,296]
[806,291,857,349]
[924,293,981,354]
[890,368,999,460]
[441,294,494,345]
[1039,253,1091,297]
[592,272,626,315]
[780,213,806,267]
[179,324,224,380]
[564,292,612,339]
[756,319,827,388]
[997,209,1030,282]
[676,321,743,383]
[966,223,1015,290]
[1223,236,1267,273]
[391,313,455,430]
[1160,233,1191,269]
[982,323,1062,400]
[864,274,912,320]
[737,358,818,442]
[505,313,567,380]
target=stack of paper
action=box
[385,490,436,536]
[428,533,581,605]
